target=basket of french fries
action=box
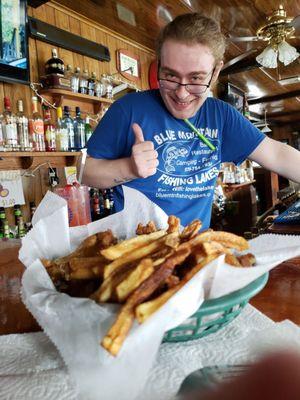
[19,188,300,400]
[40,214,264,354]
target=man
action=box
[83,13,300,228]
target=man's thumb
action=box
[132,123,145,144]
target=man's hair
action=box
[156,13,227,64]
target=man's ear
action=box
[211,61,224,86]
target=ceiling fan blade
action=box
[289,15,300,30]
[228,36,260,42]
[223,49,258,70]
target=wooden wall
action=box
[0,1,155,225]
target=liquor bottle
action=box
[43,106,56,151]
[45,48,65,76]
[88,72,97,96]
[29,96,45,151]
[3,219,10,239]
[79,69,89,94]
[16,100,31,151]
[101,74,113,99]
[107,188,115,214]
[71,67,80,93]
[13,204,22,227]
[73,106,85,150]
[17,216,26,238]
[65,64,73,80]
[0,207,6,238]
[94,76,105,98]
[2,96,18,150]
[55,106,69,151]
[61,106,75,151]
[0,113,4,151]
[85,116,93,144]
[103,189,112,217]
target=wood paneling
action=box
[0,1,155,224]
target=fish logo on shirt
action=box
[162,144,191,173]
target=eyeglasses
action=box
[158,68,215,95]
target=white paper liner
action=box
[19,186,300,400]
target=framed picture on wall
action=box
[223,83,245,114]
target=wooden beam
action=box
[268,110,300,118]
[248,90,300,104]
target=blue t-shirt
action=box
[87,90,265,228]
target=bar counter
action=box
[1,237,300,335]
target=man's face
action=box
[159,39,222,119]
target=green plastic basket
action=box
[163,272,269,343]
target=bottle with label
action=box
[29,97,45,151]
[0,207,6,238]
[45,48,65,76]
[55,106,69,151]
[79,69,89,95]
[85,116,93,144]
[16,100,31,151]
[17,216,26,238]
[43,106,56,151]
[101,74,113,99]
[61,106,75,151]
[103,189,112,217]
[71,67,81,93]
[88,72,97,96]
[13,204,22,227]
[65,64,73,80]
[3,219,10,239]
[74,106,85,150]
[94,76,105,98]
[2,97,18,151]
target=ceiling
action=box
[53,0,300,130]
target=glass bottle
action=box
[29,96,45,152]
[0,113,4,151]
[65,64,73,80]
[0,207,6,238]
[2,96,18,151]
[71,67,80,93]
[55,106,69,151]
[45,48,65,76]
[94,76,105,98]
[88,72,97,96]
[17,216,26,238]
[13,204,22,227]
[3,219,10,239]
[101,74,113,99]
[79,69,89,95]
[43,106,56,151]
[61,106,75,151]
[85,116,93,144]
[16,100,30,151]
[73,106,85,150]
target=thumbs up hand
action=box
[131,123,159,179]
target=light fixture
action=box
[256,41,299,68]
[255,5,300,68]
[260,110,272,133]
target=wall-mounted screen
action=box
[0,0,29,85]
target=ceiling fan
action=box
[228,5,300,68]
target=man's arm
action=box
[82,123,159,189]
[249,136,300,183]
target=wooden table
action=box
[1,239,300,335]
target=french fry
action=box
[101,305,135,356]
[103,231,179,279]
[135,254,218,324]
[190,230,249,252]
[167,215,180,233]
[115,259,154,302]
[69,256,106,272]
[100,230,166,261]
[136,221,157,235]
[180,219,202,240]
[102,245,191,355]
